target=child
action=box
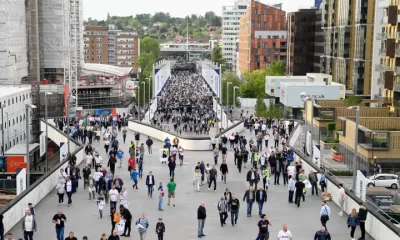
[96,194,105,218]
[138,159,143,179]
[130,168,139,189]
[88,184,96,200]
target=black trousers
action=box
[311,182,318,195]
[295,194,302,207]
[24,230,33,240]
[58,193,64,204]
[350,226,356,238]
[274,173,280,184]
[66,191,72,204]
[123,220,132,235]
[288,190,294,203]
[320,217,328,229]
[259,232,269,240]
[360,221,366,239]
[208,178,217,190]
[219,212,228,225]
[282,173,288,185]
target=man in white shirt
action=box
[85,154,93,169]
[22,209,37,240]
[277,224,292,240]
[338,184,345,216]
[287,163,296,178]
[287,175,296,204]
[261,123,267,135]
[109,185,120,216]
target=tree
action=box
[221,72,242,105]
[255,98,267,118]
[267,104,285,119]
[137,52,155,80]
[211,45,224,66]
[344,95,363,106]
[159,23,169,33]
[128,19,140,29]
[140,37,161,59]
[264,61,286,76]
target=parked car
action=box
[366,174,399,189]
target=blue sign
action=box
[314,0,322,8]
[94,109,111,115]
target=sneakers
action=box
[208,188,210,190]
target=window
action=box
[263,8,267,14]
[255,7,258,15]
[264,22,267,28]
[11,98,14,104]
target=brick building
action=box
[238,0,287,74]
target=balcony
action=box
[378,77,384,84]
[314,107,335,121]
[396,49,400,56]
[376,32,388,40]
[395,82,400,92]
[396,67,400,74]
[380,48,387,56]
[375,64,392,71]
[381,16,388,24]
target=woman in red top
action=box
[128,157,136,171]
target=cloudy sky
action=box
[83,0,316,20]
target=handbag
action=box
[321,207,330,221]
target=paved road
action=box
[9,127,373,240]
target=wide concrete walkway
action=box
[9,126,373,240]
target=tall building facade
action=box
[222,0,248,72]
[84,26,139,70]
[238,0,287,73]
[321,0,375,95]
[374,0,399,105]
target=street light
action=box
[66,95,76,155]
[0,102,4,156]
[226,82,232,129]
[25,103,37,187]
[44,92,53,172]
[147,77,151,123]
[141,82,146,120]
[233,86,239,108]
[300,92,314,156]
[137,86,140,121]
[348,105,360,190]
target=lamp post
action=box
[370,132,376,176]
[147,77,151,123]
[226,82,232,129]
[233,86,239,108]
[137,86,140,121]
[348,105,360,190]
[141,82,146,120]
[44,92,53,172]
[0,102,4,156]
[25,104,37,187]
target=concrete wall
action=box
[0,120,84,233]
[128,120,245,150]
[293,149,400,240]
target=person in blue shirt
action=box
[117,148,124,168]
[320,173,327,192]
[320,200,331,229]
[158,182,165,211]
[138,159,143,179]
[130,168,139,189]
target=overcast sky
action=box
[83,0,316,20]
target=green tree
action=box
[140,37,161,59]
[221,72,242,105]
[211,45,224,66]
[344,95,363,106]
[255,98,267,118]
[137,52,154,79]
[267,104,285,119]
[159,23,169,33]
[128,19,140,29]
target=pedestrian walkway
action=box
[9,126,373,240]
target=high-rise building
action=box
[84,26,140,70]
[287,9,322,76]
[238,0,287,73]
[374,0,398,105]
[222,0,249,72]
[321,0,375,95]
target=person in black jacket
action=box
[146,172,155,198]
[108,154,117,175]
[295,179,305,207]
[243,186,256,217]
[82,164,91,189]
[314,226,331,240]
[197,202,206,238]
[358,202,368,240]
[220,161,228,183]
[230,194,240,226]
[255,187,267,216]
[155,218,166,240]
[108,230,120,240]
[120,206,132,237]
[146,137,153,155]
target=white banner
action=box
[142,98,158,124]
[16,168,27,195]
[313,145,321,168]
[201,61,221,98]
[306,131,312,156]
[60,142,68,162]
[356,170,367,201]
[160,148,168,163]
[39,132,46,157]
[154,63,171,97]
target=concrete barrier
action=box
[128,120,245,150]
[292,148,400,240]
[0,120,84,233]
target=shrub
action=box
[323,137,339,143]
[330,170,353,176]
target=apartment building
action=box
[238,0,287,73]
[321,0,376,95]
[222,0,249,72]
[84,26,139,70]
[374,0,400,106]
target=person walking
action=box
[217,196,228,227]
[294,179,305,207]
[82,164,91,189]
[257,214,272,240]
[134,131,140,147]
[110,208,119,235]
[120,206,132,237]
[135,212,149,240]
[288,175,295,204]
[108,230,120,240]
[358,201,368,240]
[22,209,37,240]
[52,210,67,240]
[197,202,206,238]
[167,177,177,207]
[130,168,139,189]
[193,169,202,192]
[109,185,119,216]
[243,186,255,217]
[55,180,66,206]
[314,226,331,240]
[261,167,270,190]
[157,182,165,211]
[347,208,360,240]
[277,224,292,240]
[107,154,117,175]
[146,171,155,198]
[230,194,240,226]
[219,160,228,184]
[309,170,319,195]
[64,232,78,240]
[155,218,165,240]
[338,183,345,216]
[208,165,217,191]
[65,177,73,207]
[255,186,267,217]
[320,201,331,229]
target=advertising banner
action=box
[16,168,26,196]
[306,131,312,156]
[355,170,367,201]
[40,131,46,157]
[313,145,321,168]
[201,62,221,97]
[6,156,26,173]
[160,148,168,163]
[60,142,68,163]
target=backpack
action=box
[113,213,121,223]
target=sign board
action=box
[279,82,345,108]
[306,131,312,156]
[16,168,27,196]
[60,142,68,162]
[265,77,306,97]
[313,145,321,168]
[201,62,221,97]
[39,131,46,157]
[356,170,367,201]
[6,156,26,173]
[160,148,168,163]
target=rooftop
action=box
[82,63,132,77]
[4,143,40,155]
[0,85,31,99]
